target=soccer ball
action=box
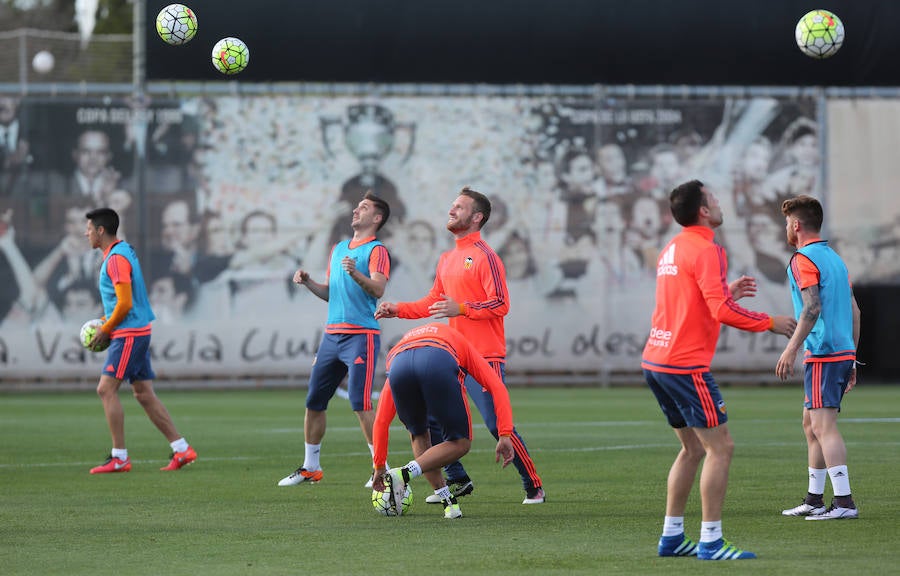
[371,483,413,516]
[212,37,250,75]
[156,4,198,46]
[32,50,54,74]
[795,9,844,59]
[80,319,109,353]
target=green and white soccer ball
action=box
[371,483,412,516]
[156,3,198,46]
[80,319,109,352]
[212,37,250,75]
[795,9,844,59]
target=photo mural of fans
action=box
[0,92,862,381]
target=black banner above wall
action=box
[145,0,896,86]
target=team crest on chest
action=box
[464,256,473,270]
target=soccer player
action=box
[376,186,545,505]
[277,192,391,488]
[776,194,861,520]
[641,180,795,560]
[371,322,515,519]
[83,207,197,474]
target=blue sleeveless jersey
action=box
[326,239,383,332]
[99,241,155,330]
[787,240,855,359]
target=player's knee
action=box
[704,430,734,460]
[802,418,815,435]
[682,443,705,463]
[96,380,116,399]
[131,387,154,406]
[449,438,471,458]
[718,435,735,458]
[808,419,833,441]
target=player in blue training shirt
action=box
[84,207,197,474]
[777,195,861,520]
[277,191,392,488]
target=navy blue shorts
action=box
[644,369,728,429]
[388,347,472,441]
[804,360,854,410]
[306,332,379,412]
[103,335,156,383]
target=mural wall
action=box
[0,92,894,381]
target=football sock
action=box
[404,460,422,479]
[828,465,851,497]
[805,492,825,505]
[808,467,827,495]
[436,486,452,501]
[111,448,128,460]
[170,438,189,453]
[662,516,686,537]
[304,443,321,471]
[700,521,722,543]
[833,494,855,508]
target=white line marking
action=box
[3,440,899,469]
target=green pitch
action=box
[2,385,898,575]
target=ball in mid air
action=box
[156,4,198,46]
[211,37,250,75]
[795,9,844,59]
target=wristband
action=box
[458,303,466,316]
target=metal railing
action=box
[0,28,132,88]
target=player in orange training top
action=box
[642,180,795,560]
[371,322,515,519]
[376,186,544,505]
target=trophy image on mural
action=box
[320,103,415,246]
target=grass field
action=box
[2,385,898,575]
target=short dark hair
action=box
[154,272,197,311]
[497,231,536,279]
[556,147,591,179]
[460,186,491,228]
[489,195,509,229]
[240,210,277,236]
[164,196,198,223]
[781,194,823,233]
[783,117,817,145]
[85,207,120,236]
[669,179,705,227]
[364,190,391,231]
